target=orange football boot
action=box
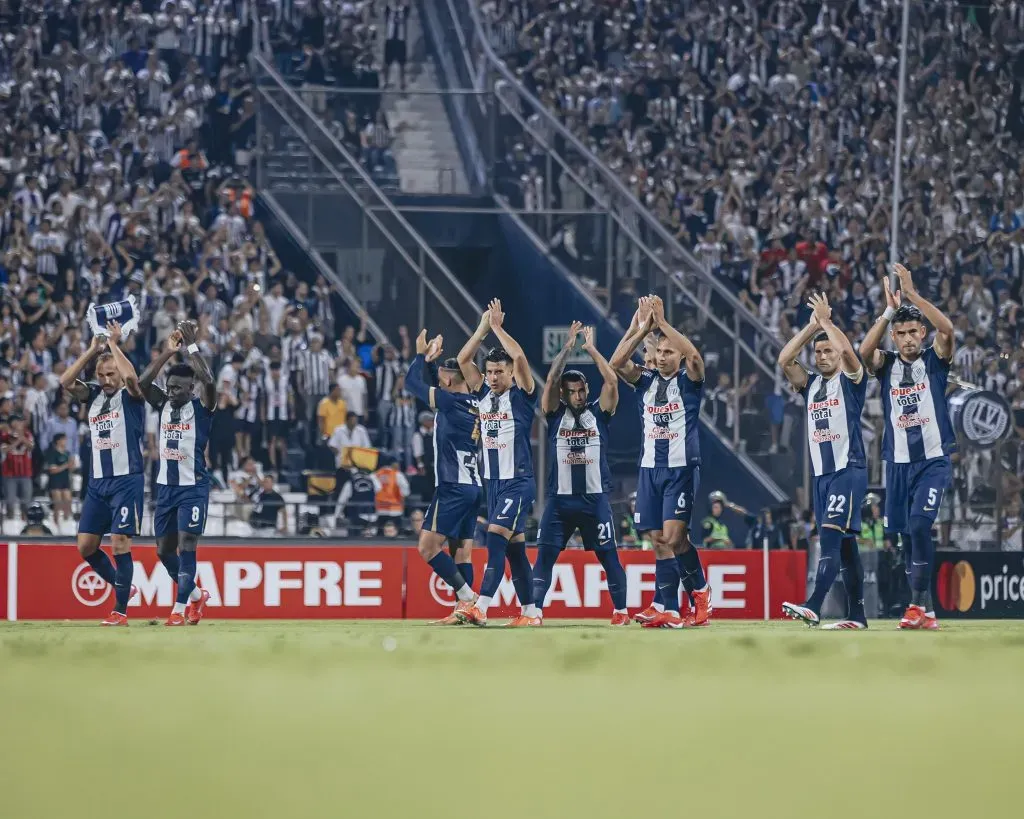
[609,611,631,626]
[689,587,712,627]
[453,601,487,626]
[165,612,187,626]
[432,609,463,625]
[185,588,210,625]
[921,612,940,630]
[642,610,687,629]
[632,605,659,624]
[100,611,129,626]
[504,614,542,627]
[898,605,927,630]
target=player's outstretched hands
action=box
[883,275,901,310]
[415,329,430,355]
[426,335,444,363]
[649,294,666,324]
[166,329,183,351]
[564,320,583,350]
[807,292,832,325]
[89,333,105,352]
[107,320,123,345]
[177,319,198,345]
[893,263,915,297]
[488,298,505,329]
[581,326,596,351]
[637,295,653,324]
[476,308,491,334]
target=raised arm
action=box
[541,320,581,414]
[650,295,704,382]
[59,334,105,402]
[407,330,445,408]
[104,321,143,399]
[457,311,489,393]
[776,315,819,391]
[138,330,181,409]
[859,275,901,375]
[809,293,862,380]
[894,263,955,361]
[609,302,654,386]
[177,321,217,410]
[582,326,618,414]
[487,299,535,394]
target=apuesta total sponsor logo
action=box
[937,559,1024,613]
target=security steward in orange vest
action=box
[374,457,410,525]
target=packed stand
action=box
[0,0,336,536]
[483,0,1024,531]
[267,0,401,184]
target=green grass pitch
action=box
[2,619,1022,819]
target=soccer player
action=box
[454,299,539,627]
[138,321,216,626]
[404,330,481,624]
[778,293,869,629]
[533,323,629,624]
[860,264,956,630]
[610,296,710,628]
[59,323,145,626]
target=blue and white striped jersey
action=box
[156,398,214,487]
[546,399,612,495]
[87,386,146,479]
[800,370,867,475]
[876,348,957,463]
[478,385,536,480]
[633,369,702,468]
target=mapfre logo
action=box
[428,572,456,606]
[71,562,112,607]
[936,560,975,612]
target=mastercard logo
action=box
[936,561,976,612]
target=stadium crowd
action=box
[268,0,401,183]
[0,0,423,535]
[483,0,1024,537]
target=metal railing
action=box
[419,0,810,499]
[252,54,551,508]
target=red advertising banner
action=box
[12,543,404,620]
[0,542,7,621]
[4,543,805,621]
[405,548,807,620]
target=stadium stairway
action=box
[383,6,470,194]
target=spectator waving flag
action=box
[87,295,142,339]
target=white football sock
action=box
[455,584,475,602]
[524,604,540,618]
[613,609,627,614]
[189,585,203,603]
[476,596,491,614]
[172,602,187,615]
[653,602,665,613]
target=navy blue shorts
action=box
[538,493,616,551]
[424,482,481,542]
[154,483,210,538]
[884,457,952,532]
[634,466,699,531]
[812,466,868,533]
[486,477,535,536]
[79,474,145,537]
